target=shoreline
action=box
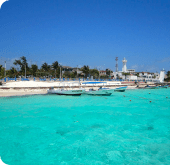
[0,88,47,97]
[0,80,161,97]
[0,93,47,98]
[0,87,139,98]
[0,86,137,97]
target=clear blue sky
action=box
[0,0,170,72]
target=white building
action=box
[159,69,165,83]
[113,57,136,79]
[122,57,127,72]
[99,70,106,76]
[113,58,165,82]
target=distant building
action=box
[62,66,83,75]
[159,69,165,83]
[127,69,135,73]
[99,70,106,76]
[62,66,73,73]
[112,58,164,82]
[122,57,127,72]
[113,57,135,79]
[72,68,83,74]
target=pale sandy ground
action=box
[0,80,137,97]
[2,80,122,88]
[0,88,47,97]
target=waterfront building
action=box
[99,70,106,76]
[112,57,165,82]
[122,57,127,72]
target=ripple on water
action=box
[0,89,170,164]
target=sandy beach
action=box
[0,80,139,97]
[0,88,47,97]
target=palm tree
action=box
[89,69,99,79]
[9,67,18,77]
[81,65,90,78]
[31,64,38,77]
[13,56,29,75]
[52,61,58,70]
[0,65,5,78]
[41,62,50,72]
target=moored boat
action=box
[85,87,112,96]
[145,85,158,89]
[158,85,169,88]
[114,86,127,92]
[47,87,85,96]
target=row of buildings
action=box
[61,57,166,82]
[101,57,165,83]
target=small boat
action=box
[114,86,127,92]
[85,87,112,96]
[145,85,158,89]
[47,87,85,96]
[158,85,169,88]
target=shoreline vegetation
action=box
[0,56,110,80]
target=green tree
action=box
[106,70,111,76]
[31,64,38,77]
[165,71,170,81]
[13,56,29,75]
[0,65,5,78]
[70,71,77,78]
[8,67,18,78]
[63,71,77,79]
[52,61,60,78]
[89,69,99,79]
[81,65,90,78]
[52,61,58,70]
[167,71,170,78]
[135,73,139,77]
[41,62,50,72]
[63,71,71,78]
[100,75,108,79]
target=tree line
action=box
[0,56,111,79]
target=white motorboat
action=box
[47,87,85,96]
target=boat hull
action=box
[159,85,169,88]
[47,89,84,96]
[54,93,81,96]
[114,89,126,92]
[87,93,112,96]
[85,89,112,96]
[114,86,127,92]
[145,87,158,89]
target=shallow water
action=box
[0,89,170,165]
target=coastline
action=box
[0,88,47,97]
[0,80,150,97]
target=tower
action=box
[122,57,127,72]
[159,68,165,83]
[115,57,118,72]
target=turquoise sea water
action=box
[0,89,170,165]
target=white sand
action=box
[0,88,47,97]
[2,80,122,88]
[0,80,138,97]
